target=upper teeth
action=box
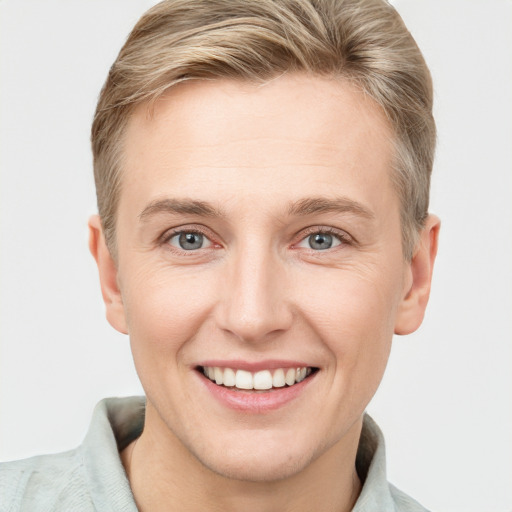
[202,366,312,390]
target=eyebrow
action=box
[139,198,224,222]
[138,196,374,222]
[287,197,375,219]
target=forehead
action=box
[120,74,396,218]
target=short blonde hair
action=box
[92,0,435,259]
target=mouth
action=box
[198,365,318,391]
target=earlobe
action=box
[394,214,440,335]
[88,215,129,335]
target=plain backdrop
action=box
[1,1,511,511]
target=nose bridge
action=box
[218,238,292,342]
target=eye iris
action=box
[179,232,203,250]
[309,233,333,250]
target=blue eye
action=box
[309,233,333,250]
[297,231,343,251]
[169,231,212,250]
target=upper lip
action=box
[196,359,317,372]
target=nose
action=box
[215,242,294,344]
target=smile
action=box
[200,366,315,390]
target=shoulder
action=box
[389,484,429,512]
[353,414,430,512]
[389,483,430,512]
[0,448,95,512]
[0,397,144,512]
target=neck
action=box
[122,406,363,512]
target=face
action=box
[91,74,435,482]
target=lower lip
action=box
[197,371,317,413]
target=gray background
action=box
[1,1,511,510]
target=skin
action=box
[89,74,439,512]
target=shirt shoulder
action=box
[0,397,143,512]
[389,483,430,512]
[352,414,430,512]
[0,448,95,512]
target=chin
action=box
[186,430,322,483]
[199,449,312,483]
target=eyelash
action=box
[159,225,216,253]
[297,226,353,245]
[158,225,354,254]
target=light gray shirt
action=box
[0,396,429,511]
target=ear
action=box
[394,214,440,335]
[88,215,128,335]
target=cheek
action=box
[120,263,217,364]
[298,265,400,375]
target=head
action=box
[89,0,439,485]
[92,0,435,261]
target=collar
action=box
[79,396,405,512]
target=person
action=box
[0,0,440,510]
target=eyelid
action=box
[159,224,220,247]
[157,223,354,252]
[169,232,213,250]
[293,226,354,248]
